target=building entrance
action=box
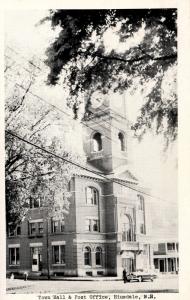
[159,259,165,272]
[122,258,134,272]
[31,247,42,272]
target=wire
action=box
[6,46,129,122]
[5,47,176,203]
[6,46,41,70]
[5,129,171,202]
[6,129,102,176]
[6,172,54,182]
[16,82,121,145]
[5,76,123,146]
[6,46,131,134]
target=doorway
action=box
[31,247,42,272]
[159,259,165,272]
[122,258,134,272]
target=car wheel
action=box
[138,276,143,282]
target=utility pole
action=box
[46,217,50,279]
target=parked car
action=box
[126,269,157,282]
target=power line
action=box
[8,80,122,146]
[5,54,39,78]
[5,47,175,204]
[5,60,122,146]
[6,172,54,182]
[5,79,123,148]
[6,46,130,135]
[6,129,107,178]
[6,129,170,202]
[6,46,128,121]
[6,46,41,70]
[6,71,121,146]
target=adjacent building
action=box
[152,240,179,274]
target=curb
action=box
[6,285,33,291]
[8,277,122,281]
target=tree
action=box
[43,9,177,143]
[5,47,82,228]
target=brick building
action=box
[6,95,154,277]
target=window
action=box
[167,243,175,251]
[138,194,144,210]
[29,222,36,235]
[118,132,125,151]
[52,220,59,233]
[60,219,65,232]
[86,187,98,205]
[29,221,44,235]
[8,224,21,237]
[140,223,145,234]
[92,219,98,231]
[153,244,159,252]
[85,218,99,232]
[85,219,91,231]
[84,247,91,266]
[52,245,65,264]
[16,226,21,236]
[52,219,65,233]
[92,132,102,152]
[9,247,20,265]
[30,198,40,208]
[38,222,44,234]
[95,247,102,266]
[8,225,15,237]
[122,215,133,241]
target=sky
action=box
[5,10,52,59]
[4,10,178,238]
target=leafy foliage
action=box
[5,49,82,228]
[44,9,177,141]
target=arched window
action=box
[92,132,102,152]
[84,247,91,266]
[86,187,99,205]
[95,247,102,266]
[122,215,133,242]
[118,132,125,151]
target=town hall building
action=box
[6,94,154,277]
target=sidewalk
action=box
[6,276,121,291]
[6,274,178,292]
[6,276,179,294]
[6,279,35,291]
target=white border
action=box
[1,1,190,300]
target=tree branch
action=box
[5,154,22,171]
[91,51,177,64]
[29,123,50,141]
[30,109,51,131]
[7,160,28,176]
[6,171,54,182]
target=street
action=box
[6,276,178,294]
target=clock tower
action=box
[83,92,130,174]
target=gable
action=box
[116,170,138,182]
